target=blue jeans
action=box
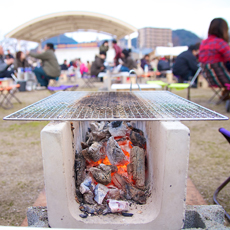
[120,66,130,72]
[33,67,57,87]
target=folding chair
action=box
[81,75,96,88]
[47,84,79,94]
[0,83,22,109]
[213,127,230,221]
[168,67,202,100]
[201,62,230,104]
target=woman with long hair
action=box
[14,51,30,71]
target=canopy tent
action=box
[5,11,137,43]
[155,46,188,57]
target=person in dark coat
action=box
[173,43,200,83]
[120,49,137,72]
[90,51,106,77]
[0,45,14,78]
[141,54,152,71]
[157,57,170,71]
[60,59,68,70]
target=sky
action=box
[1,0,230,45]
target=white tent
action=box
[155,46,188,57]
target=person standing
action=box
[0,45,14,78]
[99,40,109,54]
[28,43,61,88]
[112,40,122,66]
[173,43,200,83]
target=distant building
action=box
[138,27,172,49]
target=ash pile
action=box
[75,121,149,218]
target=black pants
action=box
[0,69,14,78]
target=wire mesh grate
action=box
[3,91,228,121]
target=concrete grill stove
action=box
[4,91,228,229]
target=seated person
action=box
[120,49,137,72]
[0,45,14,78]
[157,57,170,71]
[28,43,61,88]
[141,54,153,72]
[5,49,14,59]
[90,51,106,78]
[14,51,31,71]
[173,43,200,84]
[60,59,68,71]
[199,17,230,99]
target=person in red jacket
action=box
[112,40,122,66]
[199,18,230,69]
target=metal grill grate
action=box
[3,91,228,121]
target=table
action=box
[111,83,162,92]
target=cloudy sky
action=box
[1,0,230,43]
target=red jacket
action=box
[113,44,122,60]
[199,35,230,64]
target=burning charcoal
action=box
[109,121,127,137]
[106,137,128,166]
[128,146,145,189]
[79,176,95,194]
[112,173,128,189]
[83,191,95,205]
[89,122,100,132]
[107,199,129,213]
[107,186,121,200]
[94,204,108,215]
[108,165,118,173]
[81,142,89,149]
[94,183,109,205]
[79,213,88,218]
[89,164,111,185]
[130,130,146,149]
[75,151,86,187]
[86,133,94,146]
[82,142,105,163]
[92,130,111,142]
[125,183,146,204]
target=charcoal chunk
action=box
[94,183,109,204]
[130,130,146,149]
[106,137,128,166]
[75,151,86,187]
[109,121,127,137]
[122,212,133,217]
[83,191,95,205]
[82,142,105,163]
[79,213,88,218]
[89,164,111,185]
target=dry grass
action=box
[0,81,229,226]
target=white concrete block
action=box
[41,121,190,229]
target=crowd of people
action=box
[1,17,230,90]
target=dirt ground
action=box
[0,80,229,226]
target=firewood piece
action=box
[107,199,129,213]
[81,142,89,149]
[130,130,146,149]
[94,183,109,205]
[82,142,105,163]
[109,121,127,137]
[83,191,95,205]
[125,183,146,204]
[75,151,86,186]
[89,164,111,185]
[130,146,145,189]
[106,137,128,166]
[112,173,128,189]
